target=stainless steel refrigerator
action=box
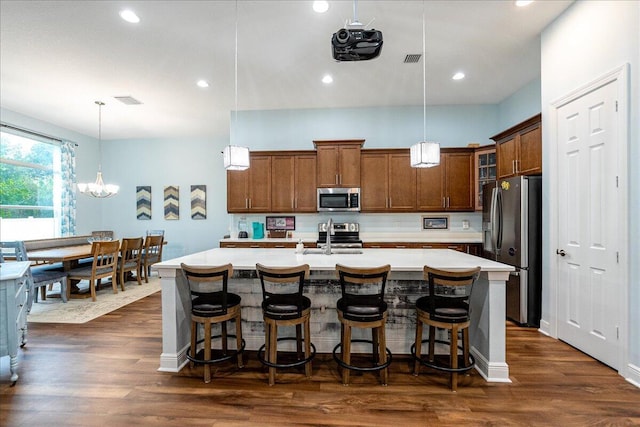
[482,176,542,327]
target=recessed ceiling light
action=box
[322,74,333,84]
[120,9,140,23]
[313,1,329,13]
[452,72,465,81]
[196,80,209,88]
[515,1,534,7]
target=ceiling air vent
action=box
[114,96,143,105]
[403,54,422,64]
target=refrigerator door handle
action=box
[490,187,499,253]
[496,188,503,250]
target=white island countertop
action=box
[155,247,509,273]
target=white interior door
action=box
[555,79,620,368]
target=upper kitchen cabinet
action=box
[491,114,542,179]
[361,149,416,212]
[474,145,497,211]
[417,148,474,212]
[227,154,271,212]
[271,152,317,212]
[314,139,363,187]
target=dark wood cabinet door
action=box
[248,155,271,211]
[271,155,295,212]
[497,136,517,179]
[294,154,317,212]
[360,153,388,211]
[227,169,249,212]
[518,124,542,175]
[416,155,445,211]
[316,145,339,187]
[338,145,361,187]
[388,152,416,210]
[445,152,474,211]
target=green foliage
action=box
[0,132,55,218]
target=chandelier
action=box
[224,0,250,171]
[77,101,119,198]
[410,1,440,168]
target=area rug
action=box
[27,277,161,324]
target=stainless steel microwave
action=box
[317,187,360,212]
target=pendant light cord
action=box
[234,0,238,135]
[422,1,426,142]
[96,100,104,172]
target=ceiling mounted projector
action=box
[331,28,383,61]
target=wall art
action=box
[190,185,206,220]
[136,186,151,220]
[164,185,179,220]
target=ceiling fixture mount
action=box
[78,101,119,198]
[410,1,440,169]
[313,1,329,13]
[223,0,250,171]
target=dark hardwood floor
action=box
[1,291,639,426]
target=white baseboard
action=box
[625,363,640,389]
[471,346,511,383]
[538,319,551,337]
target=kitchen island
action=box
[153,247,514,382]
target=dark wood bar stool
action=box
[180,263,245,383]
[333,264,392,386]
[411,265,481,391]
[256,263,316,386]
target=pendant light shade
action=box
[223,145,250,170]
[224,0,250,171]
[410,141,440,168]
[78,101,119,198]
[411,1,440,169]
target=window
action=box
[0,128,63,240]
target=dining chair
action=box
[67,240,120,302]
[140,234,164,283]
[118,237,144,288]
[0,240,68,310]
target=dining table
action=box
[27,244,94,271]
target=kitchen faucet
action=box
[324,217,333,255]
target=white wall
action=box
[540,0,640,382]
[497,77,542,131]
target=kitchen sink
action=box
[302,248,363,255]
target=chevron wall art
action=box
[164,185,180,220]
[190,185,206,220]
[136,186,152,220]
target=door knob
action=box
[556,249,566,257]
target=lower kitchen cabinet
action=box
[220,241,312,249]
[363,242,481,254]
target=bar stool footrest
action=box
[333,339,392,372]
[257,337,316,369]
[410,338,475,373]
[187,334,246,365]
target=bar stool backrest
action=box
[256,263,310,318]
[180,263,234,317]
[335,264,391,303]
[423,266,481,323]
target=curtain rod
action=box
[0,122,78,146]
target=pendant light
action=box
[223,0,250,171]
[410,1,440,168]
[78,101,119,198]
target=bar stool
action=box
[180,263,245,383]
[333,264,392,386]
[411,266,481,391]
[256,263,316,386]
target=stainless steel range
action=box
[317,222,362,248]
